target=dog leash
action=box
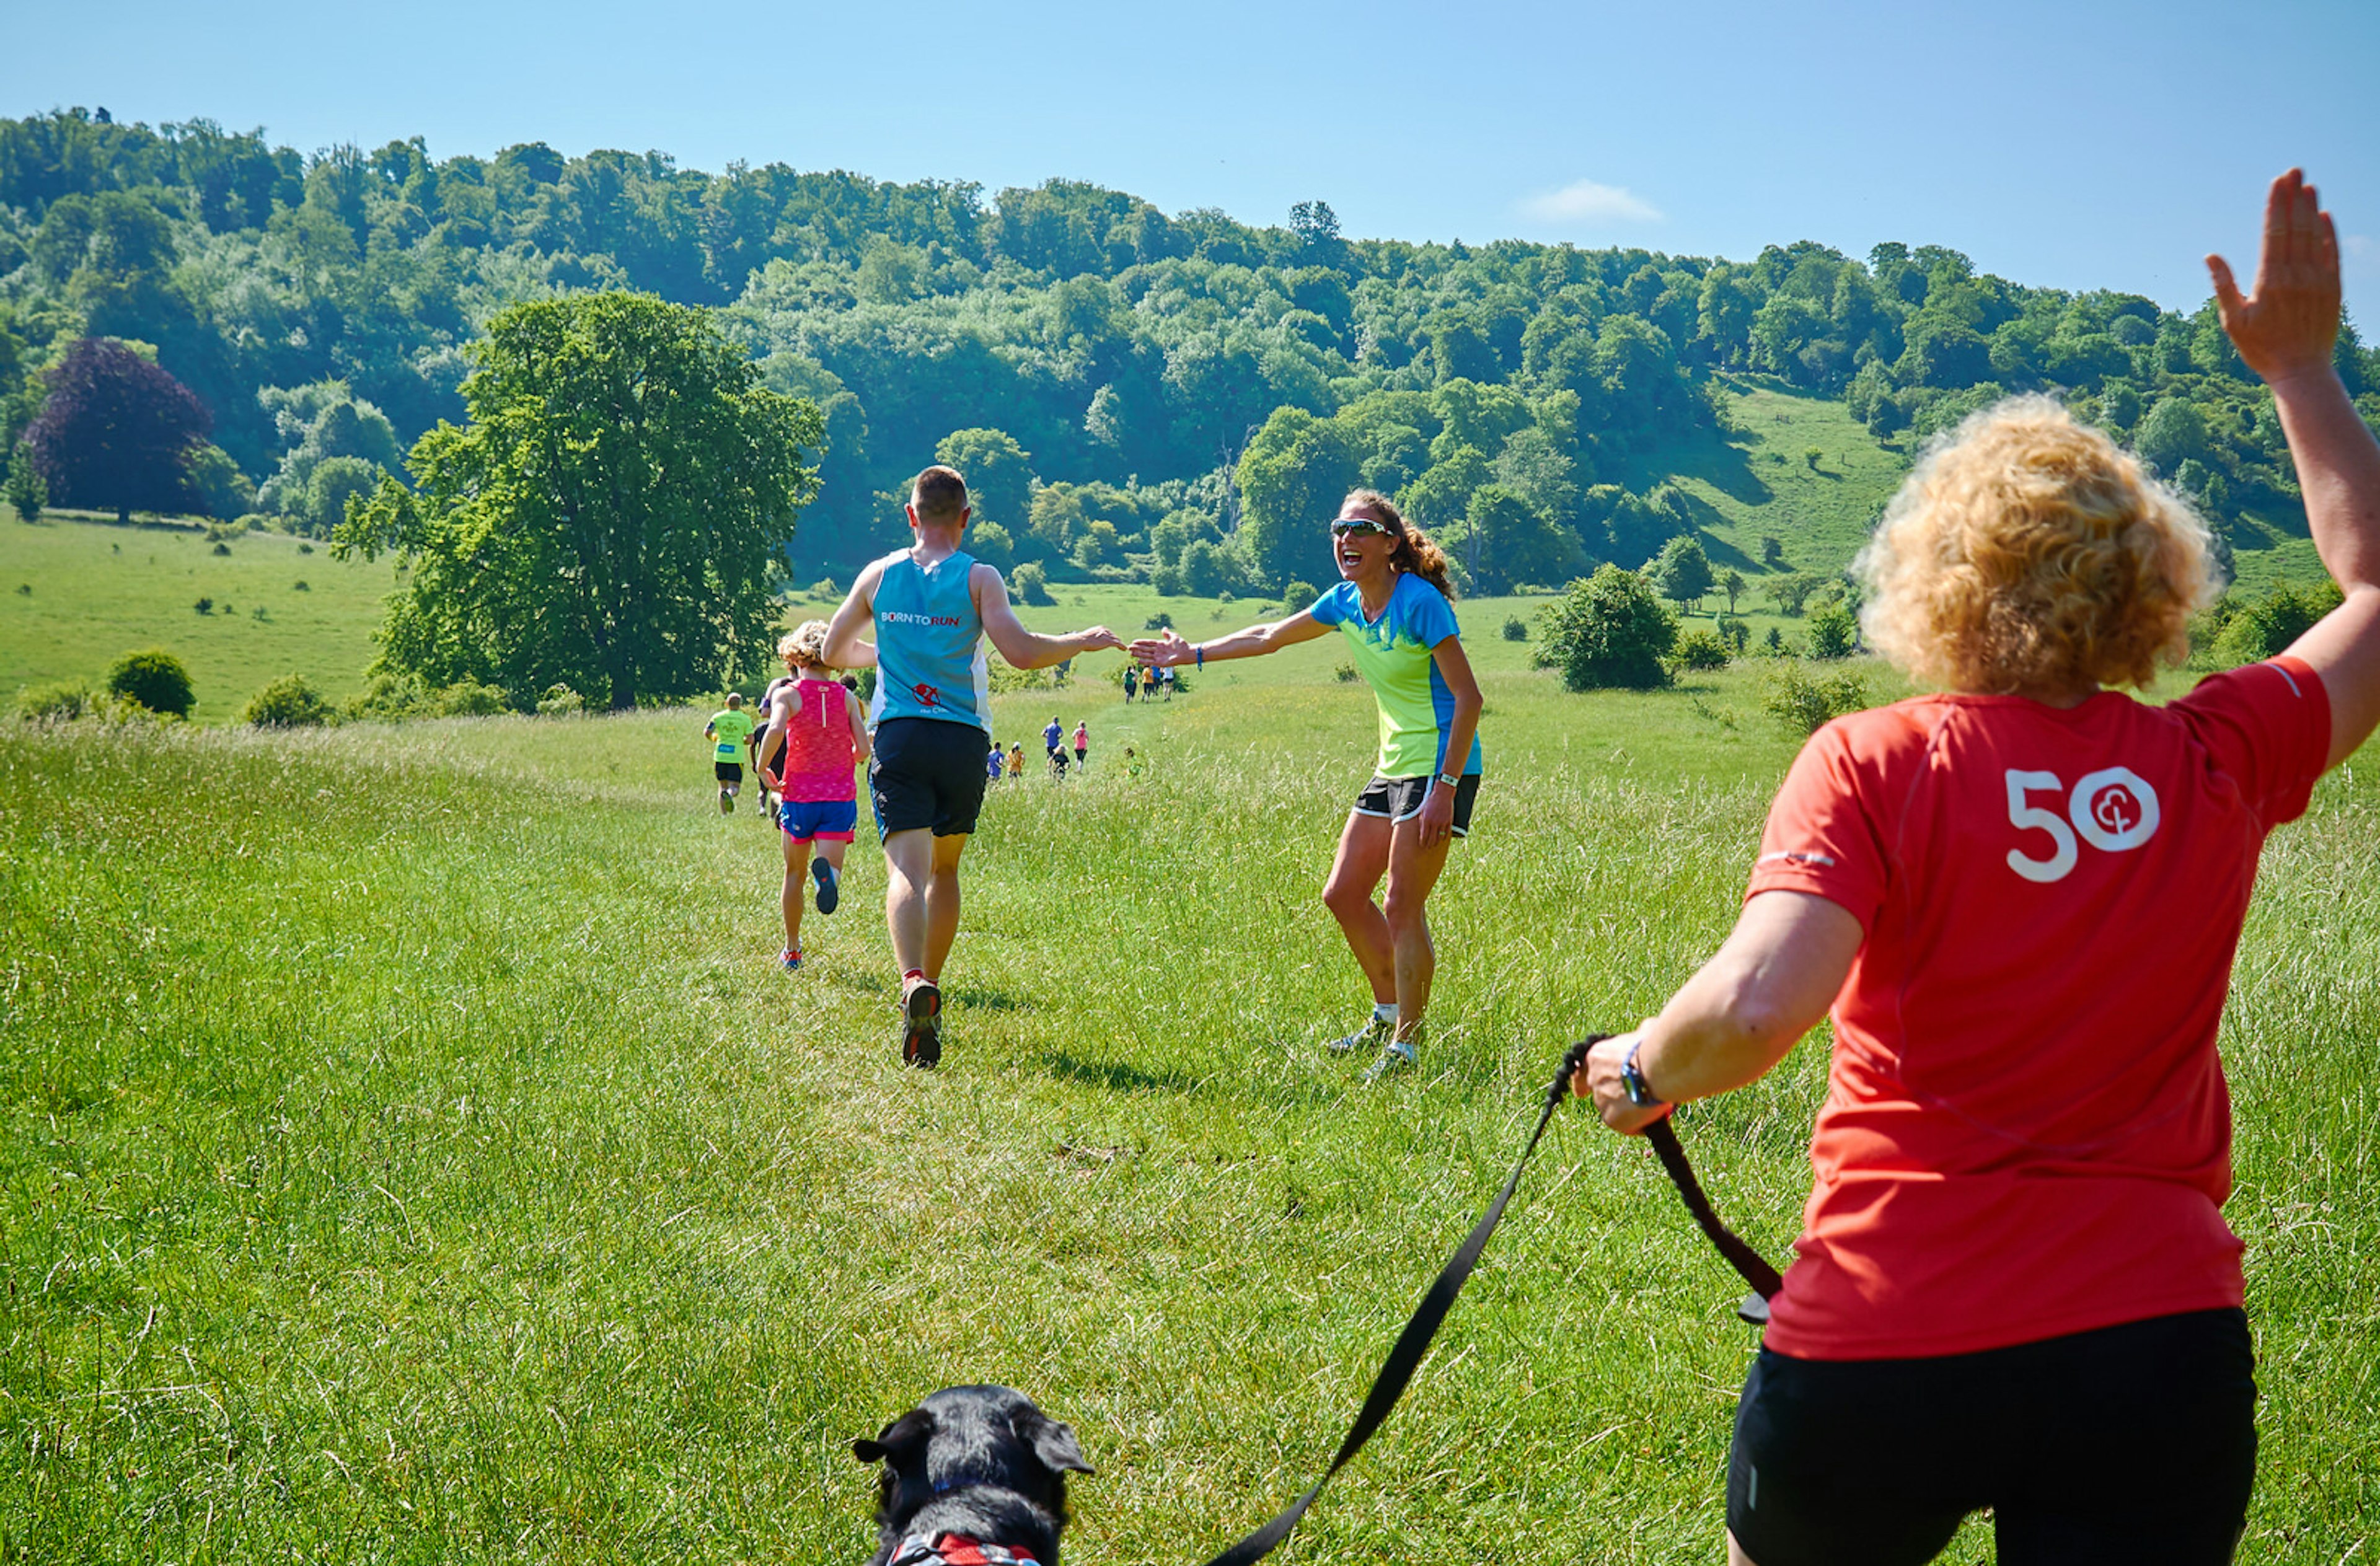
[1199,1035,1784,1566]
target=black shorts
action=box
[714,762,743,783]
[1729,1308,2255,1566]
[870,718,989,838]
[1352,772,1479,837]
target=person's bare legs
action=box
[1321,811,1396,1006]
[1381,814,1453,1044]
[884,829,968,983]
[923,831,967,981]
[781,832,812,955]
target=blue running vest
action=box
[870,549,990,730]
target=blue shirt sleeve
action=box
[1395,575,1459,647]
[1308,580,1357,627]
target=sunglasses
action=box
[1329,517,1394,539]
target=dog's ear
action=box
[853,1407,934,1466]
[1017,1409,1095,1477]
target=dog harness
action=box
[888,1534,1041,1566]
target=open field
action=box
[4,644,2376,1564]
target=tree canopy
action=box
[21,337,211,520]
[335,291,822,709]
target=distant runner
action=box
[756,622,869,971]
[824,464,1122,1066]
[1073,719,1089,770]
[1042,714,1064,767]
[1134,488,1481,1079]
[704,694,756,814]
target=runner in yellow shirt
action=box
[703,694,757,815]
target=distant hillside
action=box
[4,106,2374,596]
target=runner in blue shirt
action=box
[824,464,1122,1066]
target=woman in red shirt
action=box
[1578,171,2380,1566]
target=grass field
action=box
[4,628,2375,1562]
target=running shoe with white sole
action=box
[900,980,942,1068]
[780,948,801,972]
[718,788,733,814]
[1360,1034,1420,1083]
[812,858,840,915]
[1327,1013,1395,1055]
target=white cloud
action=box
[1519,178,1664,226]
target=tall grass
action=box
[2,666,2373,1564]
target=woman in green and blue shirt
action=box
[1130,489,1483,1076]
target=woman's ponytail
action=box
[1344,488,1457,600]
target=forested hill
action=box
[6,106,2378,591]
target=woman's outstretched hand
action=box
[1129,628,1191,667]
[2208,168,2341,387]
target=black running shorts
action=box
[714,762,743,783]
[870,717,989,838]
[1352,772,1480,837]
[1727,1308,2255,1566]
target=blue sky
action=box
[10,0,2378,312]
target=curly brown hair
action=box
[1342,489,1457,600]
[1858,397,2219,693]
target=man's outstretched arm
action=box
[974,565,1121,669]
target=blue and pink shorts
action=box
[779,798,859,843]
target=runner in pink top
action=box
[757,620,873,970]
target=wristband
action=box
[1436,772,1460,790]
[1194,644,1204,670]
[1620,1036,1667,1109]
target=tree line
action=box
[7,104,2379,604]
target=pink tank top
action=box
[778,678,857,803]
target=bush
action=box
[4,447,46,522]
[293,580,310,591]
[211,540,231,555]
[537,683,586,716]
[15,680,95,720]
[1151,563,1184,596]
[2208,579,2344,665]
[1716,615,1750,653]
[437,678,509,716]
[1282,579,1318,607]
[193,597,213,615]
[242,674,333,728]
[1764,663,1871,736]
[1011,561,1055,606]
[1535,565,1678,691]
[1806,604,1859,659]
[1672,629,1731,671]
[1336,662,1360,682]
[810,576,839,599]
[1144,611,1173,630]
[1502,615,1529,642]
[345,673,515,721]
[105,648,194,718]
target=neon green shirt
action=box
[707,709,755,762]
[1308,575,1483,779]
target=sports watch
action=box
[1619,1036,1666,1109]
[1435,771,1460,790]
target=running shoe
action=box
[780,948,801,972]
[1361,1034,1420,1083]
[718,788,733,814]
[1327,1013,1395,1055]
[811,857,840,915]
[900,980,942,1068]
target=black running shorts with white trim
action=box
[870,716,989,838]
[715,762,743,783]
[1352,772,1479,837]
[1727,1308,2255,1566]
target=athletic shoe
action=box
[811,857,840,915]
[1360,1035,1419,1083]
[1328,1013,1395,1055]
[780,948,801,972]
[900,980,942,1068]
[718,788,733,814]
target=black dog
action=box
[855,1385,1094,1566]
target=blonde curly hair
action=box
[779,619,833,670]
[1857,396,2221,693]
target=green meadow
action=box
[4,604,2376,1564]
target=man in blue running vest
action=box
[823,465,1121,1067]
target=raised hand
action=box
[2208,168,2342,387]
[1128,628,1191,667]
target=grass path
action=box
[3,664,2376,1563]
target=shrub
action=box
[298,542,314,555]
[4,448,46,522]
[1282,579,1318,607]
[1151,563,1184,596]
[1336,662,1360,682]
[1806,604,1859,659]
[436,678,509,716]
[105,648,194,717]
[1502,615,1529,642]
[242,674,333,728]
[211,541,231,555]
[1011,561,1054,606]
[809,576,839,599]
[1672,629,1731,671]
[536,683,586,716]
[1535,565,1678,691]
[1144,611,1173,630]
[1764,662,1871,736]
[2208,579,2344,665]
[1761,626,1787,656]
[1716,615,1750,653]
[16,680,95,720]
[293,580,310,591]
[193,597,213,615]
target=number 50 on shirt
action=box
[2004,767,2162,884]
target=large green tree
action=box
[1236,406,1360,591]
[338,291,821,709]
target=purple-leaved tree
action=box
[23,338,211,522]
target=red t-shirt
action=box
[1745,658,2330,1360]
